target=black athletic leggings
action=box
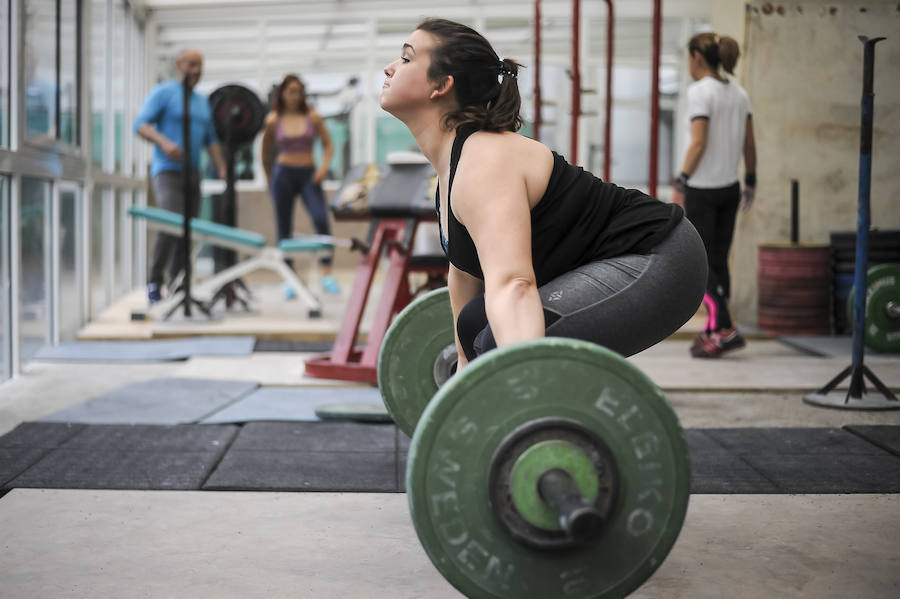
[684,183,740,332]
[456,218,707,361]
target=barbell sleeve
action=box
[537,468,605,543]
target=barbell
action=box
[378,288,690,598]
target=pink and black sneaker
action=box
[690,327,746,358]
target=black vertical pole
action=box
[848,36,885,397]
[790,180,799,244]
[804,35,896,409]
[181,77,193,317]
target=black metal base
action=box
[804,363,899,410]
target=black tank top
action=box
[436,126,683,285]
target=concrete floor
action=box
[0,491,897,598]
[1,276,899,598]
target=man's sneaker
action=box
[147,283,162,305]
[321,274,341,295]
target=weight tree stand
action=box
[205,85,266,312]
[164,77,213,321]
[804,36,898,410]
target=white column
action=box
[49,181,60,345]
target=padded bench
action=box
[129,205,333,319]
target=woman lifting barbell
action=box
[380,18,707,367]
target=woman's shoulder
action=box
[264,111,279,126]
[456,132,552,191]
[464,130,541,156]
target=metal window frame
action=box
[0,176,12,381]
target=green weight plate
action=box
[863,263,900,352]
[509,440,600,531]
[314,402,392,423]
[378,287,454,436]
[407,338,690,599]
[847,264,900,353]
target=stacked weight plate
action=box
[757,242,832,335]
[830,230,900,334]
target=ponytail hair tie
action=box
[498,59,517,79]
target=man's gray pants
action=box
[148,170,200,289]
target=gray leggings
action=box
[458,218,708,359]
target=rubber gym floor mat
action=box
[203,449,398,492]
[32,336,257,362]
[253,339,334,352]
[0,422,86,448]
[778,335,900,358]
[6,424,239,491]
[0,423,87,488]
[1,448,54,489]
[845,425,900,457]
[225,421,396,452]
[201,387,384,423]
[40,378,259,425]
[703,427,900,493]
[203,421,398,491]
[683,429,779,493]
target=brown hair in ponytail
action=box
[688,32,741,75]
[416,18,523,132]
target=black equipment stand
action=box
[803,36,897,410]
[164,77,212,320]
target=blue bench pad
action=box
[129,206,267,249]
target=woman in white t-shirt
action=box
[671,32,756,358]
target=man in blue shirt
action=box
[134,49,226,304]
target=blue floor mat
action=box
[40,378,259,425]
[32,336,257,362]
[201,386,384,423]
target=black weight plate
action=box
[209,84,266,146]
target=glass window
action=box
[89,186,108,317]
[24,1,57,144]
[1,176,10,382]
[1,0,9,147]
[315,117,349,181]
[20,178,51,363]
[59,186,84,342]
[375,115,418,164]
[59,0,80,146]
[112,0,128,172]
[91,0,106,166]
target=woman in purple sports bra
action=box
[261,74,341,296]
